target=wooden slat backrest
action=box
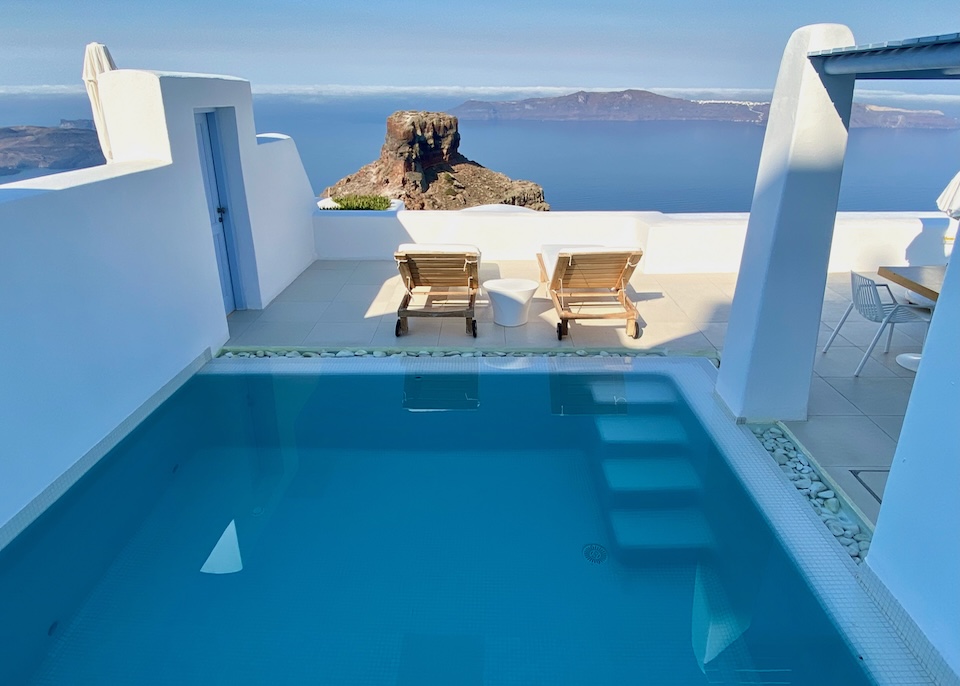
[549,250,643,291]
[395,251,480,290]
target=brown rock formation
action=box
[323,111,549,210]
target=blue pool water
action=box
[0,370,875,685]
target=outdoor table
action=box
[877,265,946,371]
[877,265,944,303]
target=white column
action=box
[716,24,855,421]
[868,258,960,675]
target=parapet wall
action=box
[313,207,953,271]
[0,71,316,538]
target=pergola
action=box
[715,25,960,676]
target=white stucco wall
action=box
[249,134,317,305]
[869,260,960,675]
[313,208,951,272]
[313,208,659,261]
[0,163,227,531]
[101,71,316,309]
[716,23,856,422]
[0,70,317,533]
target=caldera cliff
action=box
[323,111,549,210]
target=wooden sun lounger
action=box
[394,243,481,337]
[536,246,644,340]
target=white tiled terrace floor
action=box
[227,261,928,525]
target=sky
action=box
[1,0,959,97]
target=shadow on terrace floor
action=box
[226,261,925,524]
[225,259,726,353]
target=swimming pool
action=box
[0,358,928,684]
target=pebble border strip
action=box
[750,424,873,564]
[220,348,678,359]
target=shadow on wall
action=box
[906,216,952,265]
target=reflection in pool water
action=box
[0,371,875,685]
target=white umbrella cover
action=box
[81,42,117,162]
[936,170,960,219]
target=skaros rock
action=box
[323,111,549,211]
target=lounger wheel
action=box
[629,319,641,339]
[472,320,478,338]
[557,322,566,340]
[395,319,402,337]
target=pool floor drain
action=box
[582,544,608,564]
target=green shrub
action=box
[326,194,392,210]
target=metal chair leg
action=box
[853,319,892,376]
[884,323,894,353]
[823,303,854,353]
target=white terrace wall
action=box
[0,70,316,534]
[313,208,952,272]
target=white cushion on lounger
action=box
[397,243,480,254]
[541,244,641,282]
[540,244,601,282]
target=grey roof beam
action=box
[810,41,960,80]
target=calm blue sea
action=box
[3,92,959,212]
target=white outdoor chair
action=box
[822,272,931,376]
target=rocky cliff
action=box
[323,111,549,210]
[450,89,960,129]
[0,125,104,176]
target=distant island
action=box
[449,89,960,129]
[0,120,104,177]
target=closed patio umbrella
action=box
[936,170,960,219]
[81,42,117,162]
[936,170,960,257]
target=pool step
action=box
[609,508,714,555]
[602,457,701,495]
[587,378,679,406]
[594,415,689,445]
[551,376,678,415]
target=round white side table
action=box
[895,353,922,372]
[483,278,539,326]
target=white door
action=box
[195,111,236,313]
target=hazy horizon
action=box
[3,0,960,96]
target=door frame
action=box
[195,106,259,311]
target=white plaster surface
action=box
[716,24,856,422]
[0,70,317,532]
[248,134,317,306]
[0,162,228,531]
[869,255,960,676]
[313,208,951,273]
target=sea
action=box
[3,91,960,212]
